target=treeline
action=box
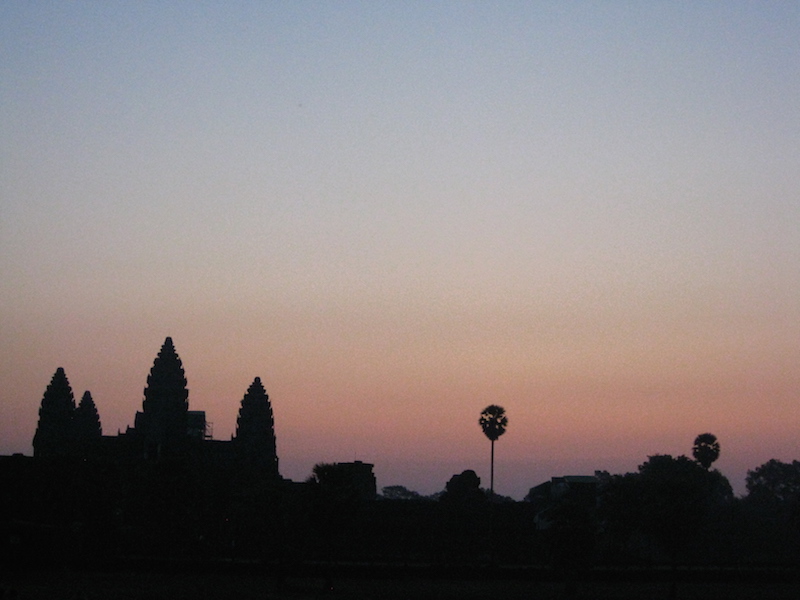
[374,456,800,568]
[2,453,800,570]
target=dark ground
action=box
[3,567,800,600]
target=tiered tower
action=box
[32,367,76,457]
[234,377,280,477]
[73,391,102,442]
[133,337,189,459]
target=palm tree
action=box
[692,433,720,470]
[479,405,508,498]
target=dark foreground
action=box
[4,563,800,600]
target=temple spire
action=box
[74,390,102,441]
[234,377,279,477]
[33,367,76,457]
[134,337,189,459]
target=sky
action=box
[1,1,798,499]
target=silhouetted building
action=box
[335,461,377,502]
[186,410,210,440]
[73,391,102,443]
[233,376,280,477]
[31,337,282,480]
[131,337,190,459]
[32,367,77,458]
[530,475,598,531]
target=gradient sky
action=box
[1,2,799,498]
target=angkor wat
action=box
[5,337,383,569]
[4,338,800,598]
[32,337,281,479]
[26,336,378,515]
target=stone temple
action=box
[32,337,281,479]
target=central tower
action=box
[133,337,189,459]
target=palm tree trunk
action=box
[489,438,496,564]
[490,438,495,498]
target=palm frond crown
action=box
[479,404,508,442]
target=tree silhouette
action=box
[33,367,76,457]
[479,405,508,498]
[381,485,421,500]
[441,469,486,506]
[692,433,720,470]
[746,459,800,504]
[745,459,800,553]
[636,454,732,566]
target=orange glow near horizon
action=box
[4,302,798,499]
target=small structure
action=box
[336,461,377,502]
[530,475,598,531]
[186,411,210,440]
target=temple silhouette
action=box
[32,337,281,479]
[6,337,800,587]
[8,337,390,570]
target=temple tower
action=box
[133,337,189,459]
[73,391,102,441]
[234,377,279,477]
[32,367,76,457]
